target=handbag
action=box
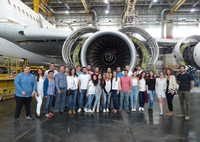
[67,89,73,96]
[144,90,149,103]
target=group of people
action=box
[13,63,194,123]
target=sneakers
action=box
[84,108,88,112]
[103,109,106,112]
[177,114,185,118]
[185,116,190,121]
[97,108,99,113]
[138,107,142,111]
[131,108,134,112]
[126,110,130,112]
[93,108,95,112]
[141,107,144,112]
[159,111,163,116]
[106,108,109,112]
[77,108,82,112]
[26,116,34,120]
[133,108,136,112]
[118,109,122,112]
[13,118,18,123]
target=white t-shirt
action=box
[88,81,96,94]
[105,80,111,92]
[112,77,120,90]
[139,78,146,91]
[132,78,138,86]
[122,70,133,77]
[78,74,91,89]
[44,69,58,78]
[36,76,44,92]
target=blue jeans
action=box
[84,94,94,110]
[120,90,130,111]
[79,89,88,108]
[148,90,155,109]
[117,93,120,108]
[139,91,145,107]
[45,95,53,115]
[55,88,67,113]
[103,91,111,109]
[112,90,118,110]
[93,91,102,109]
[130,86,138,108]
[68,89,78,110]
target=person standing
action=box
[44,63,58,78]
[65,66,70,76]
[94,67,100,77]
[164,68,177,116]
[138,71,146,112]
[84,74,98,112]
[102,72,112,112]
[136,65,143,76]
[107,67,112,78]
[122,65,133,77]
[44,71,56,118]
[177,65,194,121]
[116,67,124,108]
[111,71,120,113]
[13,65,37,123]
[146,70,156,113]
[119,70,132,112]
[130,71,139,112]
[155,72,166,116]
[77,67,91,112]
[35,68,45,118]
[67,68,79,114]
[55,65,67,115]
[64,66,70,109]
[76,65,82,76]
[93,73,103,112]
[87,64,94,75]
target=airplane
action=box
[0,0,200,72]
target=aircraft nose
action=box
[0,23,6,36]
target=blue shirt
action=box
[55,72,67,91]
[117,72,124,78]
[76,71,83,76]
[14,72,37,97]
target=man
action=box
[78,67,91,112]
[65,66,70,76]
[64,66,70,109]
[177,65,194,121]
[107,67,112,78]
[122,65,133,77]
[13,65,37,123]
[76,65,82,76]
[119,70,132,112]
[116,67,124,78]
[44,63,58,78]
[94,67,99,77]
[87,64,94,75]
[55,65,67,115]
[136,65,143,76]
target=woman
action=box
[84,74,98,112]
[67,68,79,114]
[155,72,166,116]
[93,73,103,112]
[146,70,156,113]
[35,68,44,118]
[130,71,139,112]
[138,71,146,112]
[111,71,120,113]
[164,68,177,116]
[102,72,112,112]
[44,71,56,118]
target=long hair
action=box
[165,68,173,76]
[147,70,156,80]
[105,72,111,80]
[35,68,44,82]
[112,70,118,82]
[98,73,104,88]
[139,71,146,80]
[69,68,78,77]
[91,74,98,86]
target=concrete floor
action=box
[0,88,200,142]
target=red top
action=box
[120,76,132,91]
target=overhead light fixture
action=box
[153,0,157,2]
[105,10,109,14]
[104,0,108,3]
[182,19,185,22]
[144,20,146,23]
[65,11,69,14]
[191,9,195,12]
[109,20,111,23]
[97,20,99,23]
[156,20,160,23]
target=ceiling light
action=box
[191,9,195,12]
[144,20,146,23]
[65,11,69,14]
[182,19,185,22]
[105,10,109,14]
[153,0,157,2]
[104,0,108,3]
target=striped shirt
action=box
[47,81,55,95]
